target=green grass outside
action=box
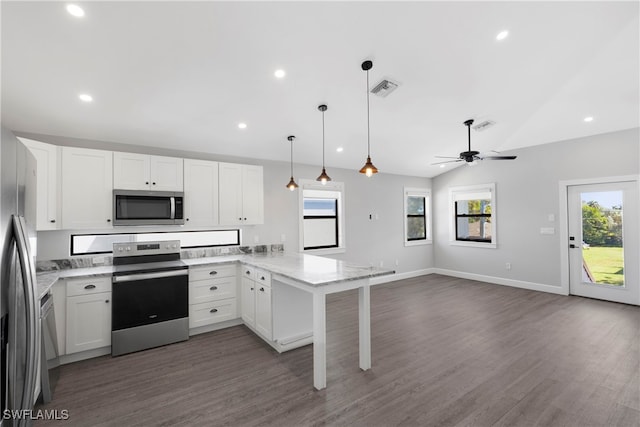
[582,246,624,286]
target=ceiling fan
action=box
[432,119,517,165]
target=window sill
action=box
[449,240,497,249]
[404,240,432,247]
[302,247,346,256]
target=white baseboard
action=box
[433,268,568,296]
[370,268,435,285]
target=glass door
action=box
[567,181,639,304]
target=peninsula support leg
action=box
[312,291,327,390]
[358,284,371,370]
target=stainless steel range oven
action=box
[111,240,188,356]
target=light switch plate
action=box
[540,227,555,235]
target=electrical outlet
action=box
[92,256,105,265]
[505,262,512,270]
[280,234,286,242]
[254,235,259,243]
[395,259,399,266]
[379,260,384,267]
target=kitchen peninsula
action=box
[38,252,395,390]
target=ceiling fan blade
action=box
[434,155,461,159]
[481,155,517,160]
[431,159,463,165]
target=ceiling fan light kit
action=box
[359,60,379,177]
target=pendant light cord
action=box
[366,68,371,157]
[322,109,326,168]
[290,139,294,176]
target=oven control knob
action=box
[126,246,131,251]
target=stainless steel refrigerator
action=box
[1,126,38,427]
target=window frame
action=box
[449,183,497,248]
[404,187,432,246]
[298,179,346,255]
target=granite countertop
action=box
[36,252,395,297]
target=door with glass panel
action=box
[567,181,639,305]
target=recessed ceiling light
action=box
[238,122,247,129]
[66,4,85,17]
[78,93,93,102]
[496,30,509,41]
[584,116,594,122]
[336,147,343,153]
[439,164,446,168]
[274,69,286,79]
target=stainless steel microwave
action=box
[113,190,184,226]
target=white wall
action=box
[22,132,433,274]
[432,128,639,291]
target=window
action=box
[298,180,345,254]
[404,188,432,246]
[449,183,496,248]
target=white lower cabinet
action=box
[65,277,112,355]
[240,266,272,340]
[188,264,237,330]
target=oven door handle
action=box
[112,269,188,283]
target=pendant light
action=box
[359,60,378,177]
[316,104,331,185]
[285,135,298,191]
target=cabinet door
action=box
[150,155,183,191]
[240,277,256,327]
[61,147,113,229]
[218,162,243,225]
[255,284,272,340]
[242,165,264,225]
[66,292,111,354]
[113,152,150,190]
[184,159,218,226]
[19,138,60,230]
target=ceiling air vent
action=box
[472,120,496,131]
[370,79,399,97]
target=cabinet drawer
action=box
[66,276,112,296]
[255,269,271,287]
[189,277,236,304]
[189,264,236,281]
[240,265,255,280]
[189,299,237,328]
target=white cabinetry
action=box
[218,163,264,225]
[113,152,183,191]
[240,266,272,340]
[188,264,237,331]
[18,138,60,230]
[183,159,219,226]
[61,147,113,229]
[65,277,112,354]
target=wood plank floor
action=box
[35,275,639,426]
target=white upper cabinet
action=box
[183,159,219,226]
[61,147,113,229]
[18,138,61,230]
[113,152,183,191]
[218,163,264,225]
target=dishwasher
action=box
[39,292,60,403]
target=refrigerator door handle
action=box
[13,215,39,419]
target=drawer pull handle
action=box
[250,287,254,291]
[210,308,218,313]
[209,271,218,276]
[245,270,250,275]
[105,300,109,303]
[84,284,96,290]
[260,287,265,292]
[209,286,218,291]
[149,314,158,319]
[260,276,265,281]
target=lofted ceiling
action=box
[2,1,638,178]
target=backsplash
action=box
[36,244,285,272]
